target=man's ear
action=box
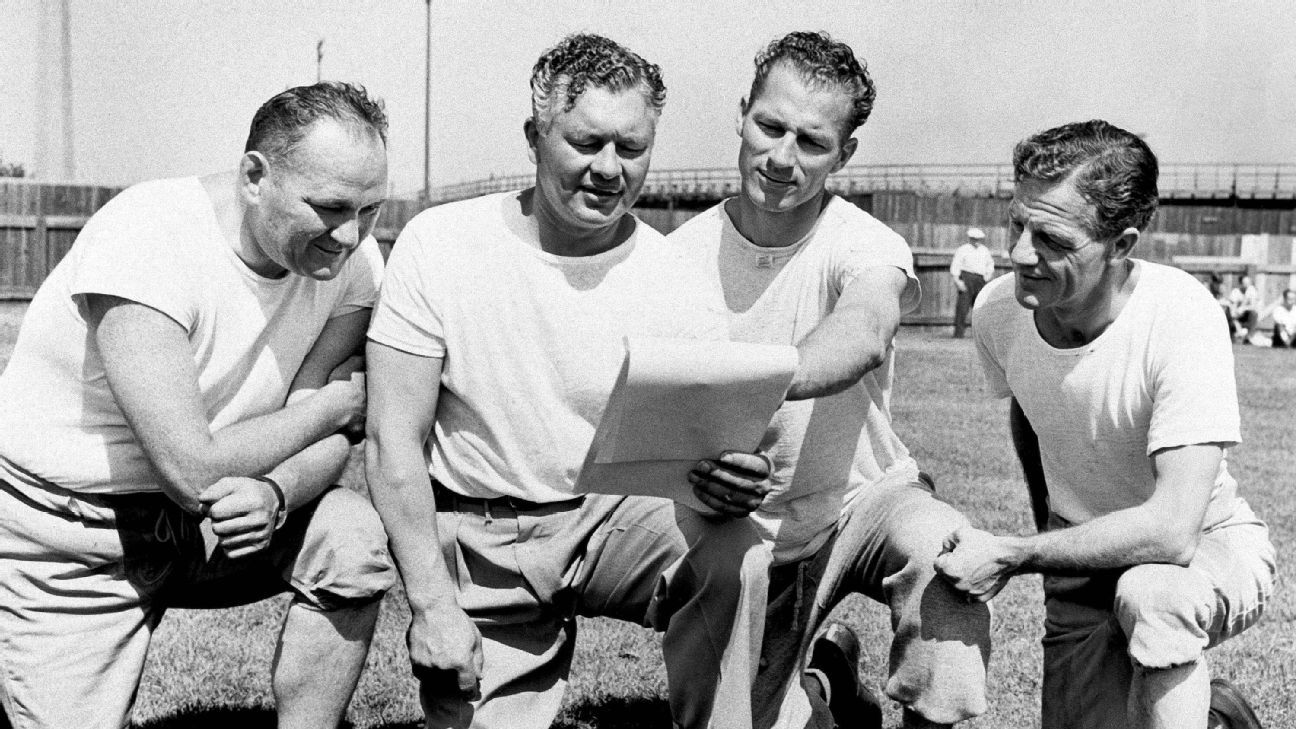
[524,117,540,165]
[833,137,858,173]
[735,97,748,137]
[238,152,269,204]
[1107,227,1140,262]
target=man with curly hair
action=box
[936,120,1274,729]
[366,33,771,729]
[0,82,394,729]
[668,31,989,729]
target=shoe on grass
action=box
[806,622,882,729]
[1208,678,1263,729]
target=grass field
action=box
[0,301,1292,728]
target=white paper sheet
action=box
[574,336,798,510]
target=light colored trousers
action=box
[757,474,991,729]
[0,477,394,729]
[1040,506,1276,729]
[424,487,771,729]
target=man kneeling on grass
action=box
[669,31,991,729]
[0,82,394,729]
[935,119,1275,729]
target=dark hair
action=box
[1012,120,1159,239]
[530,33,666,129]
[245,81,388,163]
[748,31,876,137]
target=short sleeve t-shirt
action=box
[0,176,383,494]
[368,191,728,504]
[972,260,1246,527]
[668,196,922,563]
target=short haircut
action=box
[530,33,666,130]
[748,31,876,138]
[245,81,388,164]
[1013,120,1159,239]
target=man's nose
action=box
[767,134,795,169]
[1008,229,1037,266]
[590,142,621,180]
[331,215,360,248]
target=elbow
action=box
[150,460,214,512]
[1157,527,1201,567]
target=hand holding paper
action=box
[574,336,798,512]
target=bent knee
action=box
[1114,564,1212,668]
[292,487,395,610]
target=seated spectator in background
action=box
[670,31,990,729]
[1268,289,1296,348]
[936,119,1274,729]
[950,227,996,338]
[0,82,395,729]
[1207,273,1236,336]
[365,33,770,729]
[1229,274,1261,342]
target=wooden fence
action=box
[5,181,1295,325]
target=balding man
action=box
[0,82,395,729]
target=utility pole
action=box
[59,0,75,180]
[316,39,324,82]
[423,0,432,204]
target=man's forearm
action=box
[1003,503,1200,575]
[786,321,887,400]
[262,433,354,512]
[157,388,359,511]
[365,437,460,613]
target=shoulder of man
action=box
[663,201,726,244]
[82,176,203,233]
[823,195,903,239]
[972,274,1019,319]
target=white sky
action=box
[3,0,1294,197]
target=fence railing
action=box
[426,163,1296,205]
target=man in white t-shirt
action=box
[1267,289,1296,347]
[0,82,395,729]
[669,32,989,729]
[365,34,771,729]
[936,120,1274,729]
[1229,275,1262,343]
[949,227,996,338]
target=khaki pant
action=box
[425,486,771,729]
[758,474,991,729]
[1040,507,1275,729]
[0,477,394,729]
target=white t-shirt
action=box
[668,197,922,564]
[0,176,384,494]
[950,242,995,280]
[1272,304,1296,338]
[368,191,727,504]
[973,260,1247,527]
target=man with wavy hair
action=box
[0,82,394,729]
[936,120,1274,729]
[366,33,771,729]
[669,31,990,729]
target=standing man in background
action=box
[669,31,990,729]
[949,227,995,338]
[0,82,395,729]
[365,33,771,729]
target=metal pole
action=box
[423,0,432,204]
[59,0,75,181]
[316,39,324,82]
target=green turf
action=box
[0,304,1290,728]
